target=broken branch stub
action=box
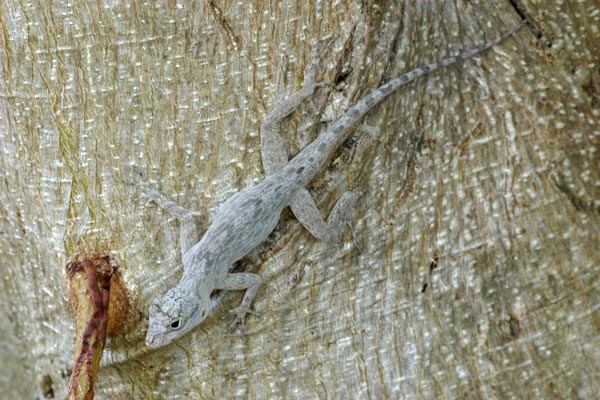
[65,254,130,400]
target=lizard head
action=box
[145,287,211,349]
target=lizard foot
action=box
[304,37,337,87]
[227,307,260,334]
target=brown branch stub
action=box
[65,254,129,400]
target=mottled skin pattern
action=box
[143,20,526,348]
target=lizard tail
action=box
[285,19,527,186]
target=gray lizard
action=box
[142,20,526,348]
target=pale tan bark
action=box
[0,1,598,399]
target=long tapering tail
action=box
[286,19,527,186]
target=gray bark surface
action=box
[0,1,598,399]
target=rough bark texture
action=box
[1,1,598,399]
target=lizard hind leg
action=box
[260,39,335,175]
[260,82,323,175]
[290,188,360,243]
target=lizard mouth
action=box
[145,331,164,349]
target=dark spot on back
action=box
[296,166,305,174]
[243,198,262,208]
[223,223,234,235]
[381,84,393,94]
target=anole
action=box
[141,20,527,348]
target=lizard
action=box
[142,19,527,348]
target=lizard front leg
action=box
[216,272,262,332]
[133,182,201,257]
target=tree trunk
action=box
[1,1,598,399]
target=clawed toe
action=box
[227,307,260,334]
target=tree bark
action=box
[0,1,598,399]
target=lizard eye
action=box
[170,319,182,330]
